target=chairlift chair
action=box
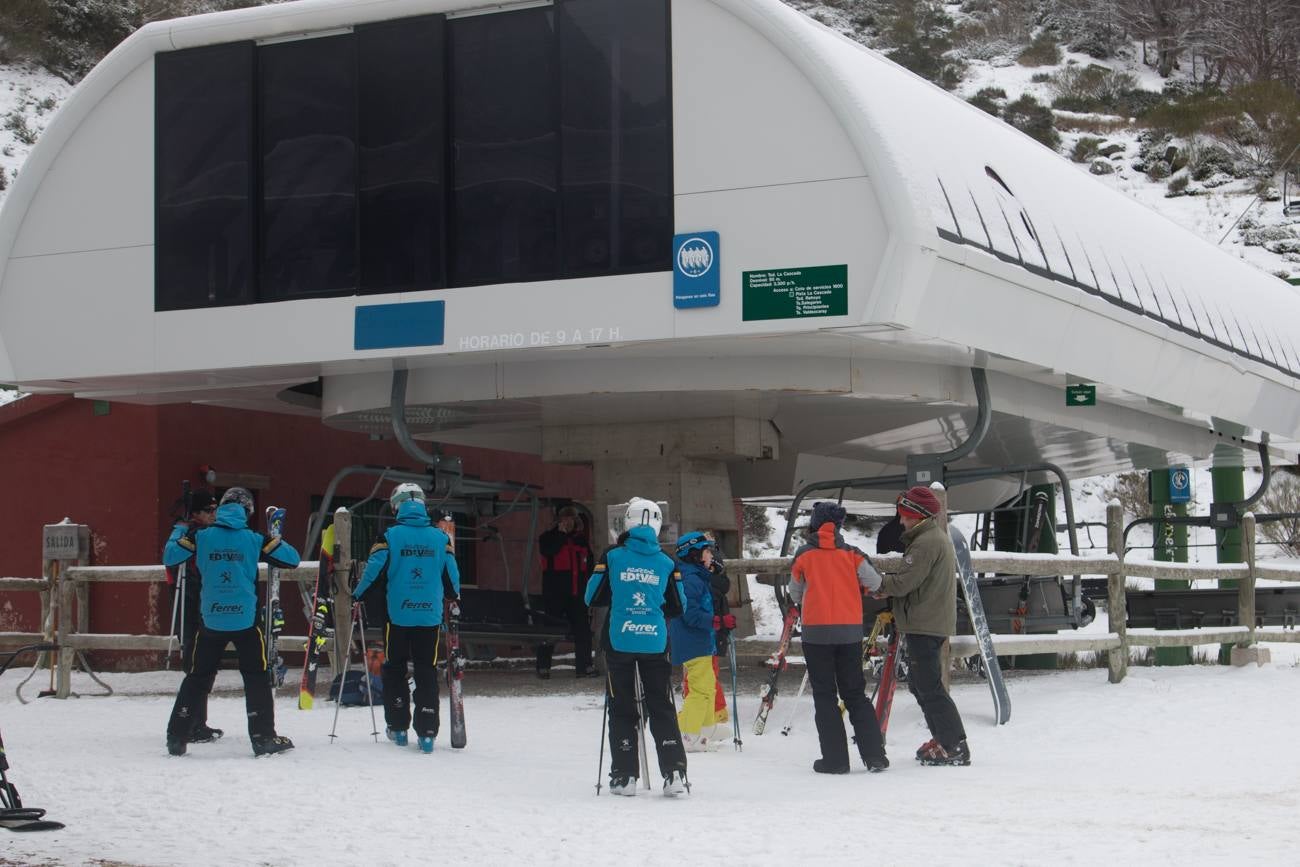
[1284,168,1300,217]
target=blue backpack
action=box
[329,670,383,706]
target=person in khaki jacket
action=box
[876,485,971,766]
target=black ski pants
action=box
[172,568,208,726]
[382,624,440,738]
[604,649,687,781]
[905,633,967,748]
[168,625,274,741]
[803,640,886,766]
[536,579,593,674]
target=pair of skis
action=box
[265,507,287,689]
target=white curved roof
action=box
[0,0,1296,482]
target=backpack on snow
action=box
[328,670,383,706]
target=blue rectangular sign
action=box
[354,300,445,350]
[673,231,720,309]
[1169,467,1192,504]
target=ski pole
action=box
[633,663,651,790]
[779,669,809,736]
[356,602,379,742]
[164,564,183,671]
[328,600,359,743]
[727,632,742,751]
[595,687,609,796]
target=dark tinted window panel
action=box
[260,34,358,299]
[450,8,558,286]
[560,0,672,277]
[155,42,255,311]
[358,16,447,294]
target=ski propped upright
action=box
[445,599,467,748]
[753,603,799,735]
[949,525,1011,725]
[265,506,287,688]
[298,528,336,710]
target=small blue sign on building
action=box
[1169,467,1192,504]
[354,300,445,350]
[673,231,720,309]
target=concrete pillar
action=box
[542,417,779,636]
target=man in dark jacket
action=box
[354,482,461,753]
[164,487,301,757]
[876,485,970,766]
[788,501,887,774]
[162,488,220,743]
[536,505,596,678]
[585,497,689,797]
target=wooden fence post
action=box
[1239,512,1257,647]
[1106,502,1128,683]
[331,508,353,678]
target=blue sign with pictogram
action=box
[673,231,720,309]
[1169,467,1192,504]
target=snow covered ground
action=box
[1,662,1296,866]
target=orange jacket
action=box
[788,523,882,644]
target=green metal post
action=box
[1212,458,1244,664]
[1150,469,1191,665]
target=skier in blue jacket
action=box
[164,487,301,757]
[354,483,461,753]
[669,532,726,752]
[585,497,689,796]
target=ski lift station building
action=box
[2,0,1299,543]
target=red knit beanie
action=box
[898,486,941,519]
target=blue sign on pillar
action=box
[673,231,720,308]
[1169,467,1192,504]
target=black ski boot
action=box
[251,734,294,757]
[166,738,186,756]
[812,759,849,774]
[191,725,224,743]
[918,740,971,766]
[864,753,889,773]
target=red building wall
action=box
[0,396,592,668]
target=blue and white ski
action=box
[949,525,1011,725]
[265,506,287,688]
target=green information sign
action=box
[742,265,848,321]
[1065,384,1096,406]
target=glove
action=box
[712,615,721,630]
[271,607,285,636]
[722,614,737,630]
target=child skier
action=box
[353,482,461,754]
[670,532,733,751]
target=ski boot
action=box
[190,725,224,744]
[917,740,971,766]
[166,737,186,757]
[663,770,690,797]
[915,738,937,761]
[864,754,890,773]
[419,736,434,754]
[609,776,637,797]
[812,759,850,775]
[251,734,295,757]
[386,728,409,747]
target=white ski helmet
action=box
[219,486,255,517]
[623,497,662,536]
[389,482,426,511]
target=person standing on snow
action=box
[162,488,222,744]
[164,487,301,757]
[670,532,734,751]
[353,482,461,754]
[536,505,597,679]
[586,497,690,796]
[875,485,970,767]
[788,501,888,774]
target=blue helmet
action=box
[674,531,714,560]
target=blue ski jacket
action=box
[584,524,685,655]
[668,558,715,665]
[355,500,461,628]
[164,502,301,632]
